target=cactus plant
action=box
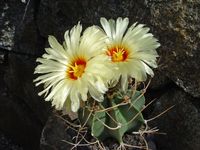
[78,89,145,143]
[34,17,160,148]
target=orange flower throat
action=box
[67,58,86,80]
[107,46,128,62]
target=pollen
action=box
[107,46,129,62]
[67,58,87,80]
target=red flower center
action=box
[106,46,129,62]
[67,58,87,80]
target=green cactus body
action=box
[78,90,145,143]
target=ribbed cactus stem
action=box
[78,90,145,143]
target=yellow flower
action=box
[100,17,160,90]
[34,23,112,112]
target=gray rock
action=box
[4,54,51,125]
[14,0,45,56]
[0,61,41,150]
[36,0,150,40]
[148,0,200,97]
[149,69,171,89]
[149,87,200,150]
[0,1,50,149]
[0,51,6,64]
[0,1,16,50]
[0,0,44,55]
[40,113,73,150]
[0,86,42,150]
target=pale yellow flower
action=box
[34,23,112,112]
[100,17,160,90]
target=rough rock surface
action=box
[0,1,16,50]
[0,0,50,150]
[148,0,200,97]
[149,86,200,150]
[40,113,73,150]
[37,0,151,40]
[0,53,49,150]
[4,54,51,124]
[0,0,44,55]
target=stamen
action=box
[67,58,87,80]
[107,46,129,62]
